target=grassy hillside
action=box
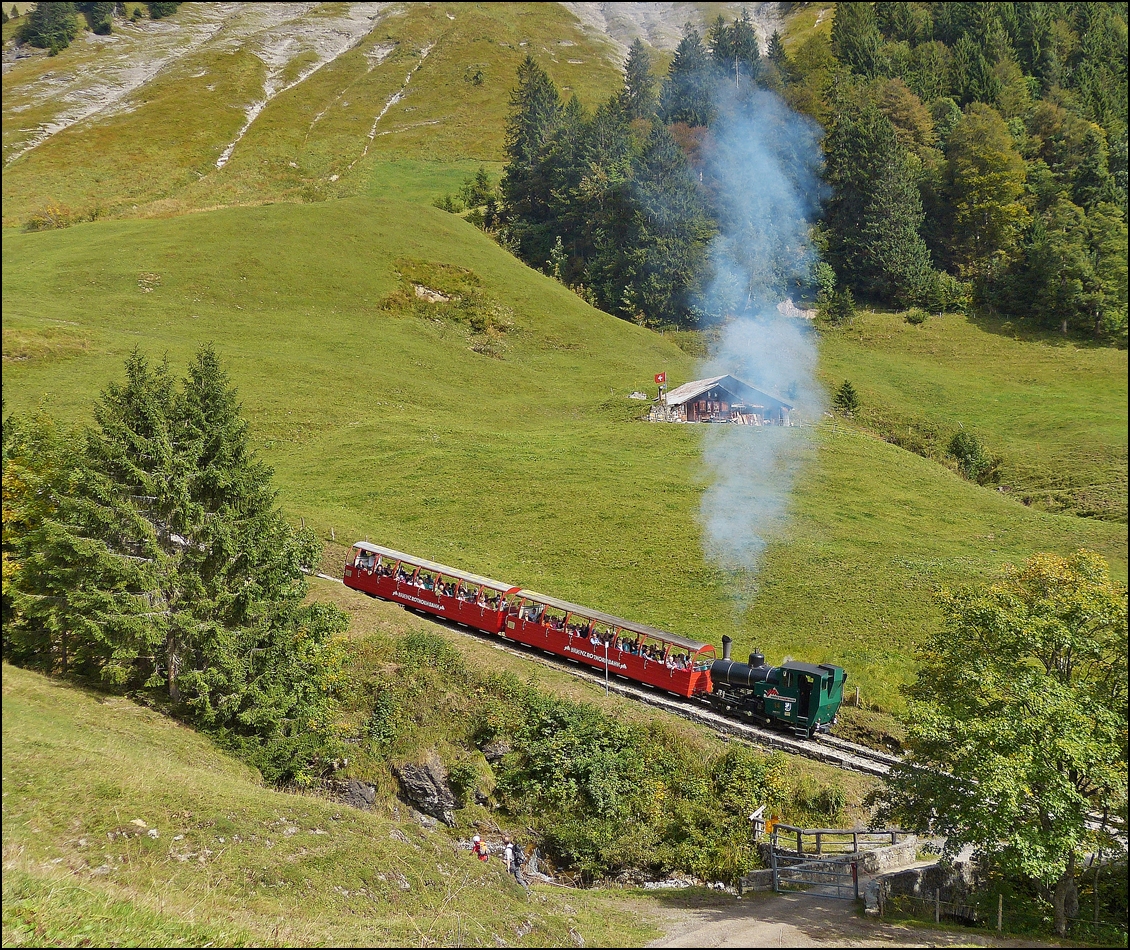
[818,310,1128,523]
[4,196,1124,708]
[0,662,662,947]
[1,2,623,227]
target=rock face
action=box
[393,761,457,826]
[479,739,511,762]
[335,779,377,811]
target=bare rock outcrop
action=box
[393,760,457,826]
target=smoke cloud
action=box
[697,86,826,584]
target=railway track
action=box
[317,573,900,776]
[321,571,1127,837]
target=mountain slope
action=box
[0,662,660,946]
[4,196,1124,706]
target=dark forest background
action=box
[478,3,1127,344]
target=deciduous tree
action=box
[873,550,1128,937]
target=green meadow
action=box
[4,196,1124,708]
[0,661,664,947]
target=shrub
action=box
[820,287,857,326]
[947,429,1000,484]
[905,307,927,325]
[833,379,860,414]
[18,2,79,53]
[147,1,179,18]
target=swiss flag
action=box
[655,372,666,385]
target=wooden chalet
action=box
[654,374,793,425]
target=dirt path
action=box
[647,890,1064,948]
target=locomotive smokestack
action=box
[722,636,733,661]
[750,649,765,668]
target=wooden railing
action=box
[770,823,908,855]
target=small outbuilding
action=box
[650,374,793,425]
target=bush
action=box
[947,429,1000,484]
[833,379,860,414]
[18,2,79,53]
[147,1,179,18]
[905,307,927,325]
[821,287,857,326]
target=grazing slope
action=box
[0,662,659,947]
[2,2,623,226]
[3,197,1124,706]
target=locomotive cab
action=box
[709,643,846,738]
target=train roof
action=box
[516,589,710,652]
[782,661,841,677]
[351,542,519,593]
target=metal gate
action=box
[770,850,860,900]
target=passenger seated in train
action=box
[357,551,377,571]
[396,567,412,583]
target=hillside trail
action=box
[647,875,1067,949]
[647,891,1067,948]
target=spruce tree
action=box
[620,37,656,121]
[659,24,713,127]
[3,348,347,783]
[18,1,79,53]
[825,103,934,305]
[768,31,788,70]
[1072,126,1116,210]
[629,122,714,325]
[500,56,562,269]
[831,1,884,78]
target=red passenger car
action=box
[502,590,716,699]
[344,542,519,633]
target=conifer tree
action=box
[1072,126,1116,210]
[628,122,714,325]
[620,37,656,121]
[500,56,562,268]
[659,24,713,127]
[3,348,347,783]
[767,31,788,70]
[18,1,79,53]
[825,103,934,304]
[831,1,884,78]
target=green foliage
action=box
[821,286,857,326]
[146,1,178,19]
[873,550,1128,937]
[833,379,860,414]
[904,307,927,325]
[501,57,712,327]
[824,101,934,306]
[337,624,827,885]
[18,1,79,53]
[619,37,656,121]
[77,1,114,34]
[658,24,713,127]
[946,429,999,485]
[2,347,348,785]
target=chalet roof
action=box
[352,541,519,593]
[664,374,793,410]
[516,589,711,653]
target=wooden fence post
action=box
[797,829,803,855]
[935,889,940,923]
[816,832,822,854]
[997,893,1003,932]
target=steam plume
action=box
[698,86,826,584]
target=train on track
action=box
[344,541,847,739]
